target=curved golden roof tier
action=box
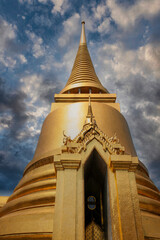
[60,22,108,94]
[26,102,137,168]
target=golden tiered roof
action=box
[60,21,108,94]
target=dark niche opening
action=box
[84,149,110,240]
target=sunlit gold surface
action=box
[80,21,86,45]
[29,101,137,167]
[54,93,117,103]
[0,197,9,210]
[0,164,55,239]
[0,234,52,240]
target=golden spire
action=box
[80,21,86,45]
[85,96,96,125]
[60,21,108,94]
[87,95,93,117]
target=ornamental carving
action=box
[62,121,125,155]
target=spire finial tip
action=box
[80,20,86,44]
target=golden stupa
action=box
[0,21,160,240]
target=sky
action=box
[0,0,160,195]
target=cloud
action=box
[16,72,62,142]
[0,55,17,68]
[0,114,12,131]
[20,74,43,104]
[0,70,62,195]
[39,76,62,102]
[0,17,17,68]
[124,91,160,173]
[0,17,28,69]
[97,40,160,84]
[0,18,16,48]
[51,0,69,15]
[58,13,81,47]
[38,0,48,3]
[0,144,34,195]
[97,18,111,34]
[0,77,29,139]
[94,38,160,187]
[19,73,62,116]
[34,13,52,27]
[20,74,58,104]
[26,30,45,58]
[18,54,27,64]
[107,0,160,29]
[139,43,160,78]
[92,3,108,20]
[80,7,97,33]
[18,0,69,15]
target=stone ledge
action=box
[54,153,81,171]
[110,155,139,172]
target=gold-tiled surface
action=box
[85,221,104,240]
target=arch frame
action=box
[53,124,144,240]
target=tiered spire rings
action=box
[60,21,108,94]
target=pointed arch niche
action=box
[83,145,112,240]
[53,118,142,240]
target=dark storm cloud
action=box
[118,74,160,189]
[144,102,159,118]
[150,14,160,43]
[126,113,160,188]
[116,20,148,50]
[0,151,5,165]
[0,118,12,128]
[127,105,158,140]
[0,77,37,194]
[0,142,35,195]
[0,77,29,138]
[0,151,23,194]
[40,86,56,103]
[39,75,63,103]
[0,72,63,195]
[149,154,160,188]
[129,77,160,103]
[115,73,160,105]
